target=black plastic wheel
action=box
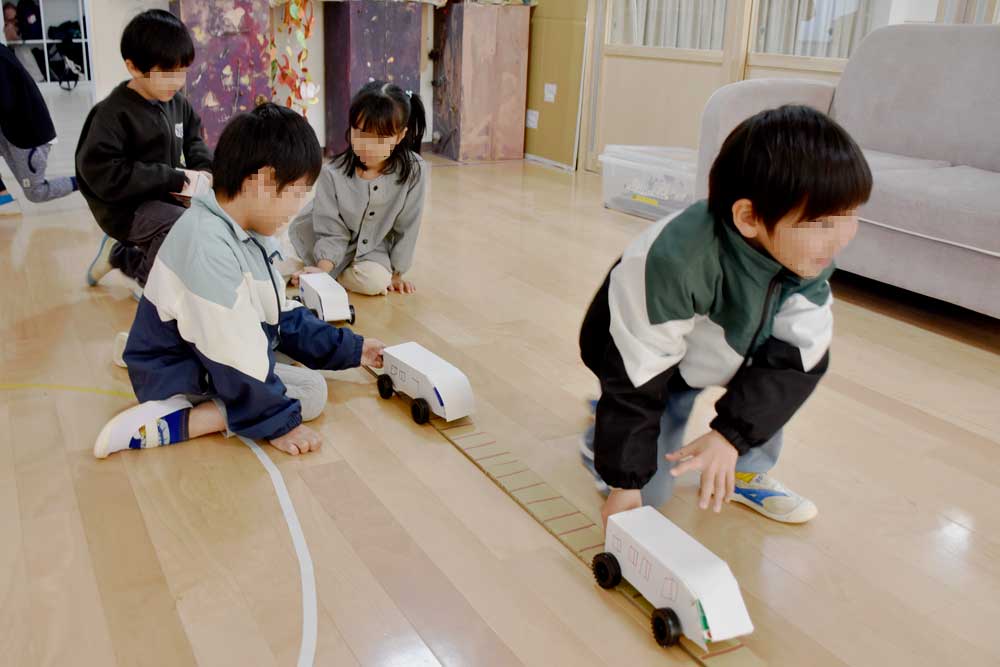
[591,552,622,590]
[348,305,356,325]
[377,374,394,400]
[651,608,682,647]
[411,398,431,425]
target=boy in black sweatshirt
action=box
[76,9,212,290]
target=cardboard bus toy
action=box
[298,272,355,324]
[592,506,754,650]
[376,342,475,425]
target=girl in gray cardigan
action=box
[289,81,427,295]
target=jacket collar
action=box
[191,192,284,262]
[717,214,785,286]
[716,213,832,290]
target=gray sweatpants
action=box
[0,134,75,203]
[207,360,329,439]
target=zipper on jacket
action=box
[250,237,283,340]
[156,104,176,165]
[742,274,782,367]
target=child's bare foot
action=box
[268,424,323,455]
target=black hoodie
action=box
[75,81,212,240]
[0,44,56,148]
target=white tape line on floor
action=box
[239,436,317,667]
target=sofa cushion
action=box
[832,24,1000,172]
[860,166,1000,255]
[863,149,950,172]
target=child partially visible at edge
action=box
[93,103,385,460]
[580,105,873,528]
[289,80,427,296]
[0,42,79,214]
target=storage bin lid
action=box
[600,145,697,169]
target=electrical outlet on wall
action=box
[526,109,539,129]
[544,83,557,103]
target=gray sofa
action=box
[695,24,1000,318]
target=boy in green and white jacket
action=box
[581,105,872,526]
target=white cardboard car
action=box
[377,342,475,424]
[592,506,754,650]
[298,272,355,324]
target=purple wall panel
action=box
[324,1,422,155]
[171,0,271,148]
[384,4,421,95]
[325,3,354,155]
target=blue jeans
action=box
[584,389,783,507]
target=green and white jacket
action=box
[580,201,833,490]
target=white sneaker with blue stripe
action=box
[732,472,818,524]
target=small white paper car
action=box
[377,342,475,424]
[173,169,212,198]
[592,506,754,650]
[298,272,355,324]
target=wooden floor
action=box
[3,90,1000,667]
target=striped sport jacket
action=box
[124,192,364,440]
[580,201,833,490]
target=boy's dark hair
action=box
[708,105,872,230]
[120,9,194,74]
[213,103,322,199]
[335,80,426,184]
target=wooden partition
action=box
[432,2,530,162]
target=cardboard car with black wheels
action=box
[376,342,474,425]
[592,506,754,650]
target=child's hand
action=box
[269,424,323,456]
[171,171,193,207]
[290,265,326,287]
[602,488,642,529]
[175,169,210,196]
[389,273,416,294]
[667,430,738,512]
[361,337,385,368]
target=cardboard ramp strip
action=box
[431,417,767,667]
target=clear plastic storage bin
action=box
[599,145,697,221]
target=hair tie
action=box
[405,90,413,98]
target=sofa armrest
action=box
[695,78,837,198]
